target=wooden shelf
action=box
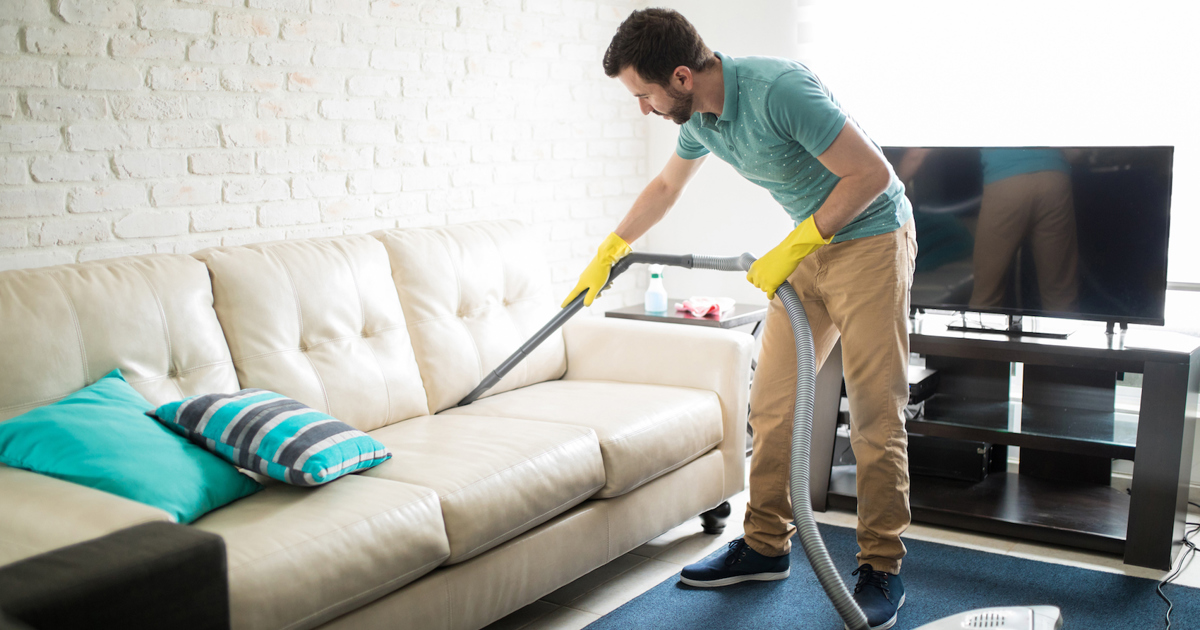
[827,466,1128,555]
[913,394,1138,460]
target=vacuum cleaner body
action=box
[462,250,1064,630]
[914,605,1063,629]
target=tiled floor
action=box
[483,462,1200,630]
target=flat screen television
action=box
[881,146,1173,327]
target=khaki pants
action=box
[744,220,916,575]
[970,170,1079,312]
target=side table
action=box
[605,298,768,336]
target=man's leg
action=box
[818,221,916,574]
[1028,170,1079,312]
[743,255,841,557]
[680,252,840,587]
[970,176,1034,309]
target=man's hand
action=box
[746,216,831,300]
[562,232,633,307]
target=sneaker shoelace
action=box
[851,565,893,603]
[724,539,750,566]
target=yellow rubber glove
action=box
[562,232,633,307]
[747,216,832,300]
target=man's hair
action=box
[603,8,715,86]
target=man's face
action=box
[617,66,694,125]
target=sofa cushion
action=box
[0,370,261,524]
[441,380,724,498]
[150,389,392,487]
[193,475,449,630]
[363,415,604,563]
[374,221,566,413]
[195,235,429,432]
[0,254,240,421]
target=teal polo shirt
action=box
[981,148,1071,186]
[676,52,911,243]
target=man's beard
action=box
[658,85,694,125]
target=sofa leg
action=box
[699,501,732,535]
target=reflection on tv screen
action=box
[882,147,1173,325]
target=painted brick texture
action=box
[0,0,650,307]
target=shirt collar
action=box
[716,51,739,123]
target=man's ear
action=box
[673,66,694,90]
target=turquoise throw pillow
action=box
[0,370,261,523]
[150,389,392,487]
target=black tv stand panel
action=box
[809,314,1200,570]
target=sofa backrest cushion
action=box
[195,234,429,432]
[374,220,566,413]
[0,255,240,421]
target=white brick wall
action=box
[0,0,651,308]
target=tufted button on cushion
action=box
[0,255,239,419]
[195,235,429,432]
[374,221,566,413]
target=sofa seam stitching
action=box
[403,293,543,328]
[219,493,441,571]
[0,359,234,414]
[597,398,718,447]
[47,273,89,385]
[272,248,332,415]
[226,324,409,365]
[332,243,394,424]
[439,430,596,501]
[130,263,186,399]
[433,235,485,384]
[597,439,721,498]
[457,482,602,562]
[280,555,447,630]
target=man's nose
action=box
[639,100,652,115]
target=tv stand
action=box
[944,313,1073,340]
[809,314,1200,570]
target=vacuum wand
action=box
[456,252,752,407]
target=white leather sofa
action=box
[0,220,752,630]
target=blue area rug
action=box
[584,523,1197,629]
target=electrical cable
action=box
[1156,500,1200,629]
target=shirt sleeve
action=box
[765,68,847,157]
[675,123,710,160]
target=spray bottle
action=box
[644,264,668,314]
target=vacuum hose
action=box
[776,281,871,630]
[689,257,871,630]
[458,251,870,630]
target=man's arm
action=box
[810,120,893,239]
[559,152,706,307]
[614,152,706,243]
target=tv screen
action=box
[882,146,1173,326]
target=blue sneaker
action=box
[679,538,790,587]
[849,564,905,630]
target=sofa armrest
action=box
[561,316,754,499]
[0,465,172,567]
[0,522,229,630]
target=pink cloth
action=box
[675,297,735,318]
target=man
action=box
[562,8,916,630]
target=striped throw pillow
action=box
[150,389,391,487]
